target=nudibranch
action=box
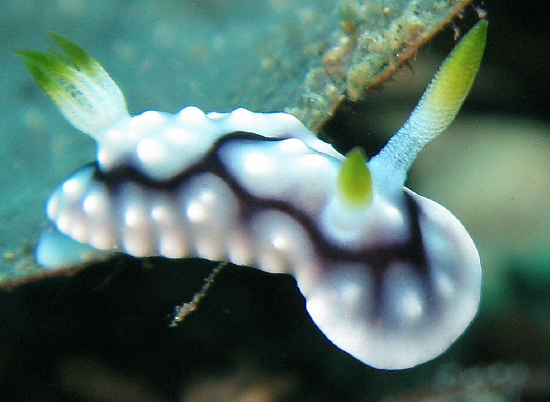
[19,20,486,370]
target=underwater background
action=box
[1,0,550,401]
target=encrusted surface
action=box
[290,0,475,131]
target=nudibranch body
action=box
[19,21,486,370]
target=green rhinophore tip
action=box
[418,19,487,133]
[338,147,373,208]
[371,20,488,184]
[16,33,129,139]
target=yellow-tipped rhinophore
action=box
[370,20,487,185]
[16,33,129,139]
[415,19,488,133]
[338,147,373,208]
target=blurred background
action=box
[1,0,550,401]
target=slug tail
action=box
[370,20,487,187]
[16,33,129,140]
